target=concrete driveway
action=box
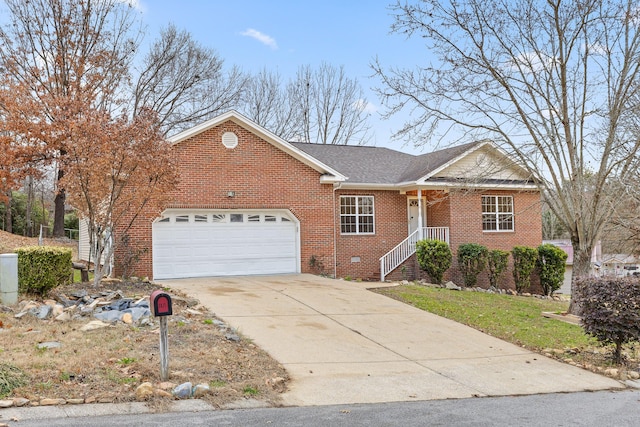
[158,274,622,406]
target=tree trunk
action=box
[25,176,33,237]
[5,191,12,234]
[568,242,593,315]
[53,168,65,237]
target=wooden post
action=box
[159,316,169,380]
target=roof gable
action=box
[417,141,534,184]
[169,111,346,183]
[294,140,536,189]
[171,111,536,190]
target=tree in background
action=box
[373,0,640,313]
[132,24,247,137]
[243,63,372,145]
[0,0,142,237]
[242,69,302,141]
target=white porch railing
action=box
[379,227,450,282]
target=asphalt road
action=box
[11,389,640,427]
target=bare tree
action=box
[0,0,143,237]
[292,62,371,145]
[133,24,247,136]
[372,0,640,313]
[242,63,372,145]
[241,68,302,140]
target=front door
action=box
[408,198,426,234]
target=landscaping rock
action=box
[135,382,154,400]
[0,400,13,408]
[36,305,51,319]
[80,320,111,331]
[40,398,66,406]
[51,304,64,317]
[55,312,72,322]
[605,368,619,378]
[172,382,193,399]
[444,281,461,291]
[192,383,210,398]
[36,341,62,350]
[121,312,133,324]
[225,332,241,342]
[12,397,29,407]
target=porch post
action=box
[417,188,423,240]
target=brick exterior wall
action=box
[115,120,335,279]
[334,189,408,280]
[411,189,543,290]
[115,118,542,287]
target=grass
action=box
[72,269,94,283]
[243,386,259,396]
[376,285,592,350]
[0,364,28,398]
[0,281,289,407]
[373,284,640,373]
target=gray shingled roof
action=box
[291,141,483,184]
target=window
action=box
[482,195,514,231]
[230,213,243,223]
[340,196,374,234]
[194,215,208,223]
[211,214,226,223]
[248,214,260,222]
[175,215,189,223]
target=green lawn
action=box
[72,269,94,283]
[374,285,594,351]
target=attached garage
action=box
[152,209,300,279]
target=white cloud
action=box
[117,0,146,13]
[240,28,278,50]
[354,99,377,114]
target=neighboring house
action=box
[601,254,640,277]
[78,218,112,271]
[108,110,542,285]
[543,240,602,294]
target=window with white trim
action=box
[482,195,514,231]
[340,196,375,234]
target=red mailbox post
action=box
[150,290,173,380]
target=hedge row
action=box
[416,241,567,294]
[16,246,72,295]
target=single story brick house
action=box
[108,110,542,284]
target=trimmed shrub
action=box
[511,246,538,293]
[457,243,488,287]
[16,246,72,295]
[537,243,568,296]
[487,249,510,289]
[578,277,640,363]
[416,239,452,285]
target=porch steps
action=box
[379,227,449,282]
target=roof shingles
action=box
[291,141,483,185]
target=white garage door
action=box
[152,210,299,279]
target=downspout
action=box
[333,182,342,279]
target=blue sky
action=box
[135,0,429,153]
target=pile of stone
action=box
[13,289,152,326]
